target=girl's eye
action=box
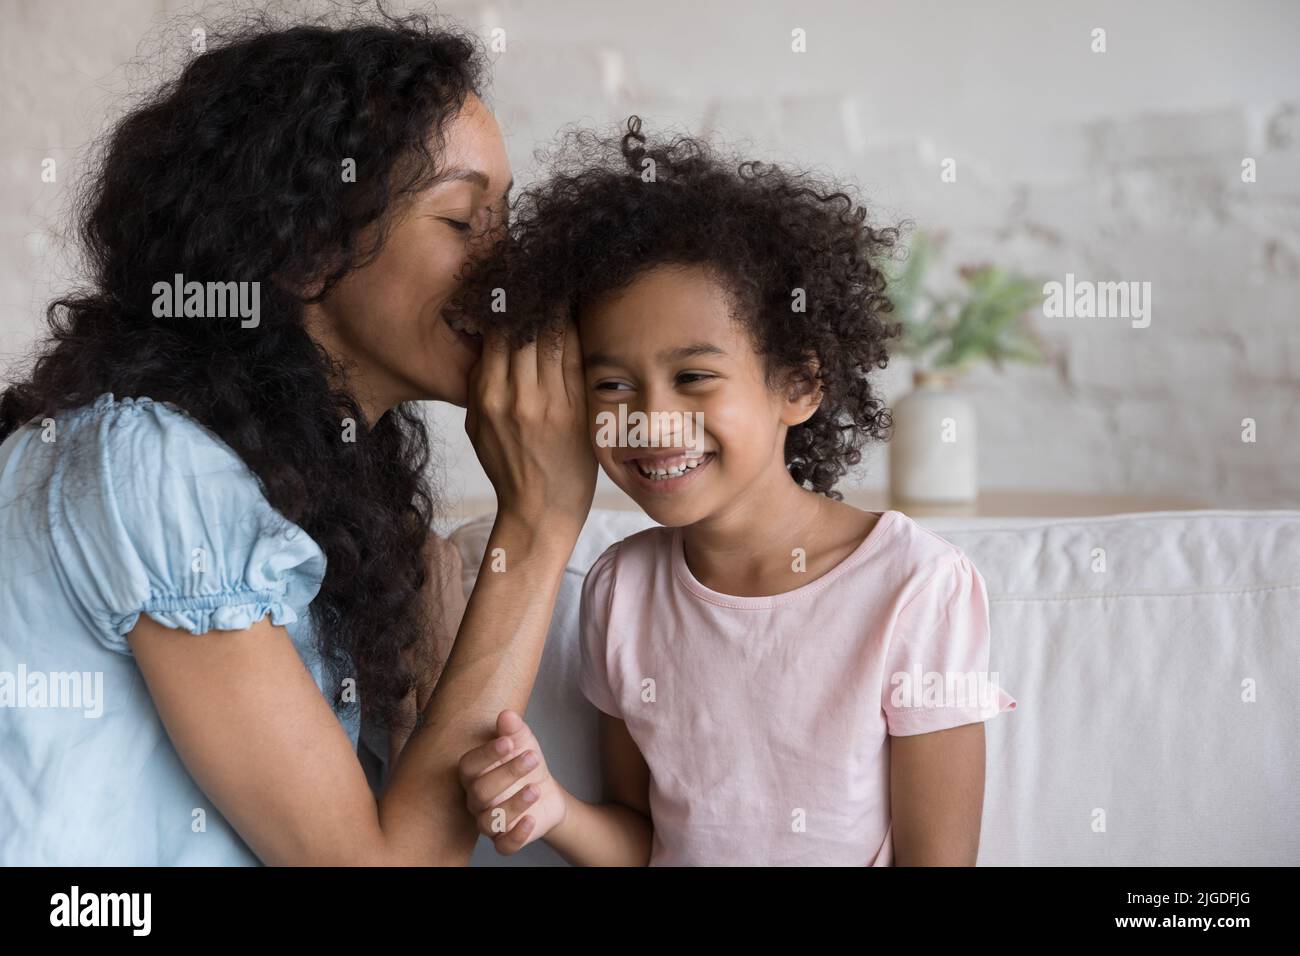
[440,218,472,233]
[594,381,632,392]
[677,372,714,385]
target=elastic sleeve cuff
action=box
[112,587,301,644]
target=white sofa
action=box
[451,507,1300,866]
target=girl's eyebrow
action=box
[583,342,725,369]
[582,351,619,369]
[660,343,725,362]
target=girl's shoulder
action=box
[862,509,988,611]
[588,523,674,577]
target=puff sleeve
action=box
[48,395,327,654]
[577,541,622,718]
[881,553,1017,736]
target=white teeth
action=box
[634,453,710,480]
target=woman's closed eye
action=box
[439,217,472,234]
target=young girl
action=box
[455,118,1016,866]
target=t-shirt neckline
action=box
[671,509,899,609]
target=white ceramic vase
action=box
[888,369,978,503]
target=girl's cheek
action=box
[699,390,780,466]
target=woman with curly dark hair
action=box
[455,118,1017,865]
[0,7,594,864]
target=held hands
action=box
[464,322,596,536]
[458,709,566,855]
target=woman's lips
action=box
[440,310,483,356]
[453,326,483,354]
[442,316,482,356]
[621,451,715,494]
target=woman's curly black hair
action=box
[455,116,902,497]
[0,4,484,732]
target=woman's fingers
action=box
[467,328,509,433]
[508,333,539,399]
[561,321,585,407]
[535,320,566,391]
[475,328,509,391]
[463,312,595,530]
[537,320,583,407]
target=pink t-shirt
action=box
[578,509,1017,866]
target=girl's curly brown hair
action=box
[455,116,903,497]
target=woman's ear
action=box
[779,358,823,427]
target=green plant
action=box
[882,232,1047,373]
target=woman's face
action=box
[305,93,512,415]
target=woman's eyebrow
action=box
[434,168,514,197]
[433,167,491,190]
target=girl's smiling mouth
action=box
[622,450,715,493]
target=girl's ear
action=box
[779,358,823,427]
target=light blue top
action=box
[0,392,359,865]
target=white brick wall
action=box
[3,0,1298,506]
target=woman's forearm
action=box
[375,511,578,865]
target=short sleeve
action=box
[577,541,622,718]
[48,395,327,654]
[881,553,1017,736]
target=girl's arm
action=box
[458,710,653,866]
[546,712,653,865]
[888,721,987,865]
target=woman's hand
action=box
[459,710,568,855]
[465,323,596,536]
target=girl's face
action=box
[305,93,512,416]
[580,263,819,528]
